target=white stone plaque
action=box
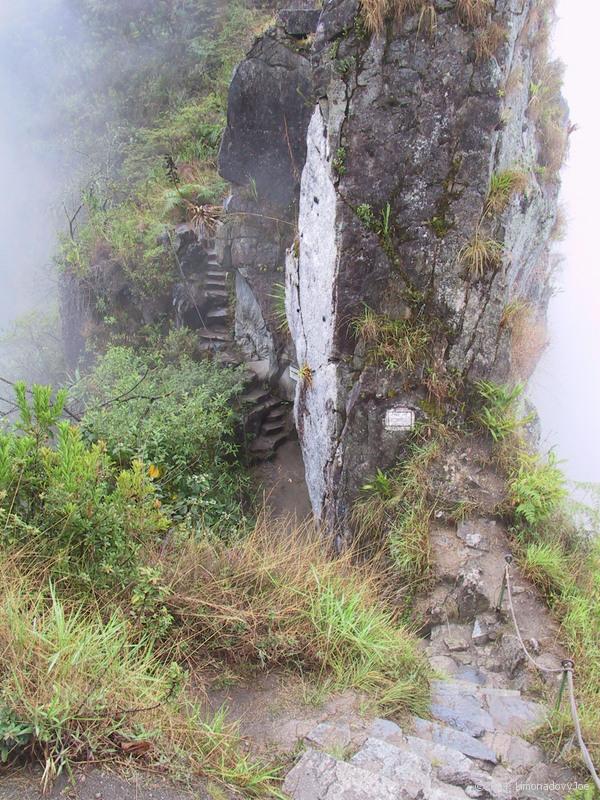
[385,407,415,431]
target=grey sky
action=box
[529,0,600,483]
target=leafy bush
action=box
[75,347,247,535]
[0,384,168,591]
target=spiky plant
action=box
[486,169,529,215]
[458,229,504,278]
[267,282,289,334]
[298,362,314,387]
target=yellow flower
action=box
[148,464,161,480]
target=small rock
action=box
[527,637,540,654]
[446,634,470,652]
[472,618,489,646]
[306,720,352,751]
[430,655,460,677]
[278,8,321,36]
[498,634,526,678]
[456,567,491,622]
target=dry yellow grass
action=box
[456,0,492,27]
[458,228,504,279]
[360,0,425,35]
[475,21,506,61]
[509,305,548,380]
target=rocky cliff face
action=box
[219,0,566,536]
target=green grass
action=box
[268,283,289,334]
[352,430,441,590]
[475,379,527,442]
[0,564,175,788]
[486,169,528,215]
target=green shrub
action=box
[75,347,247,536]
[0,385,168,591]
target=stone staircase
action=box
[238,370,294,462]
[283,676,569,800]
[283,514,580,800]
[197,243,233,347]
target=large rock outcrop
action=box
[219,0,565,534]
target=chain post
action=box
[555,659,574,711]
[496,554,513,613]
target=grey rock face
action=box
[219,0,565,528]
[218,29,313,208]
[290,0,562,529]
[278,8,321,36]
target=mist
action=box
[529,0,600,485]
[0,1,73,328]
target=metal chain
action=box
[502,558,563,674]
[565,666,600,792]
[499,554,600,792]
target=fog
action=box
[0,1,75,327]
[529,0,600,484]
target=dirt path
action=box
[251,438,312,522]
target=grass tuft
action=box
[351,307,431,372]
[458,229,504,279]
[486,169,529,215]
[163,517,431,716]
[475,21,506,61]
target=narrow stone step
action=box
[248,430,288,454]
[432,679,521,698]
[240,387,271,405]
[283,748,401,800]
[431,681,547,738]
[412,717,497,763]
[262,419,286,434]
[206,289,229,299]
[264,403,289,419]
[206,307,230,320]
